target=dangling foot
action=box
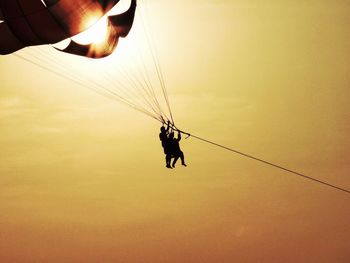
[182,163,187,167]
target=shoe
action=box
[166,164,172,169]
[182,163,187,167]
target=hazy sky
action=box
[1,1,350,262]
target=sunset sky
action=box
[1,0,350,262]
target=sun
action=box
[73,16,109,45]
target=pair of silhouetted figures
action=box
[159,122,187,169]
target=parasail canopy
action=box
[56,0,136,58]
[0,0,136,58]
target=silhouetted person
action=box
[159,121,172,168]
[169,131,187,168]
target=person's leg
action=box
[166,154,172,168]
[180,151,186,166]
[172,155,179,168]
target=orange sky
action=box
[1,1,350,262]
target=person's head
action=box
[160,126,165,132]
[169,132,174,139]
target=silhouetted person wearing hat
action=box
[159,121,172,168]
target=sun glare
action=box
[73,17,109,45]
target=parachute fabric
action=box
[56,0,137,58]
[0,0,121,55]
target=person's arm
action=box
[177,131,181,141]
[165,121,170,133]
